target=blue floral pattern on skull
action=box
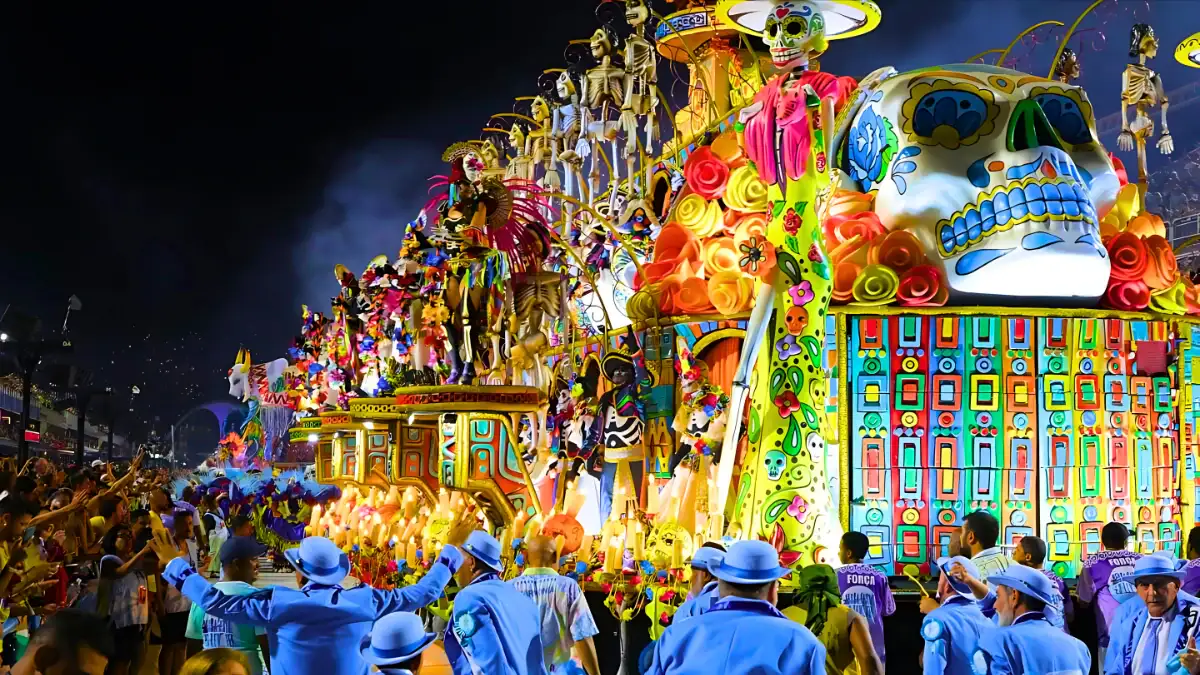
[847,96,896,190]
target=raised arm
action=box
[848,611,883,675]
[371,560,454,617]
[155,530,273,626]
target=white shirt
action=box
[1130,615,1172,675]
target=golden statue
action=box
[1118,23,1173,210]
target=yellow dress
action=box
[783,604,857,675]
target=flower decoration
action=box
[783,208,802,235]
[724,165,769,213]
[707,271,754,315]
[1149,277,1189,315]
[775,334,803,360]
[1105,233,1150,282]
[824,211,886,250]
[869,230,926,274]
[846,104,896,189]
[683,147,731,200]
[896,266,949,307]
[1109,152,1129,187]
[673,193,724,238]
[787,496,809,522]
[851,264,900,305]
[1103,278,1151,311]
[788,281,814,307]
[1127,213,1167,239]
[702,237,741,276]
[832,262,861,303]
[774,390,801,417]
[1142,235,1179,290]
[736,235,776,278]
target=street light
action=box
[0,333,8,342]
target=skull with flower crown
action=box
[837,64,1120,301]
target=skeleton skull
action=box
[839,64,1119,301]
[590,29,612,61]
[532,97,550,124]
[784,305,809,335]
[461,149,486,185]
[805,431,824,458]
[765,450,786,481]
[625,0,649,29]
[556,72,576,100]
[763,2,828,71]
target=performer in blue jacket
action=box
[446,530,546,675]
[154,532,459,675]
[673,544,726,622]
[1104,553,1200,675]
[973,564,1091,674]
[920,556,991,675]
[360,611,438,675]
[648,540,824,675]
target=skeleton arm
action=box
[1118,68,1135,152]
[1155,72,1173,154]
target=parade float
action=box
[249,0,1200,629]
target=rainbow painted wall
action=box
[840,310,1200,579]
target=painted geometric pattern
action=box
[468,418,528,495]
[849,314,1182,578]
[340,434,358,480]
[364,431,390,482]
[397,425,440,496]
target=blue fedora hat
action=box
[687,547,725,571]
[988,564,1056,606]
[708,540,792,584]
[1132,552,1187,583]
[360,612,436,667]
[462,530,503,572]
[284,536,350,586]
[936,556,980,598]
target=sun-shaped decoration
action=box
[715,0,880,40]
[1175,31,1200,68]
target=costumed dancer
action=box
[1117,23,1174,211]
[359,612,438,675]
[782,564,883,675]
[445,531,546,675]
[837,532,895,668]
[586,326,654,522]
[647,540,825,674]
[1078,522,1143,668]
[153,532,461,675]
[672,544,727,622]
[920,557,991,675]
[1104,554,1200,675]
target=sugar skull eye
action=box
[785,17,808,36]
[765,20,780,38]
[913,90,989,147]
[1034,93,1092,146]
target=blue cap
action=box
[360,612,436,666]
[936,556,980,597]
[989,565,1056,606]
[688,547,725,571]
[707,540,792,584]
[220,536,268,565]
[1133,552,1187,583]
[462,530,503,572]
[284,536,350,586]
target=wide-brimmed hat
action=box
[715,0,882,39]
[462,530,503,572]
[284,536,350,586]
[602,350,635,381]
[687,547,725,571]
[989,565,1056,606]
[360,612,436,667]
[935,556,980,598]
[708,540,792,584]
[1132,552,1187,583]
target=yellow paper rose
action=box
[851,264,900,306]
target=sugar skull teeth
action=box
[936,176,1097,258]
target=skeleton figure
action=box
[552,71,590,215]
[620,0,659,196]
[510,271,564,391]
[527,96,560,192]
[506,123,534,181]
[477,139,503,178]
[1118,23,1174,210]
[581,27,626,206]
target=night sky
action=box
[1,0,1197,444]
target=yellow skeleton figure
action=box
[1117,23,1173,210]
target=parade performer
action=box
[837,532,894,668]
[510,534,602,675]
[586,326,653,521]
[920,557,991,675]
[1010,536,1071,633]
[1104,554,1200,675]
[359,612,438,675]
[647,540,824,675]
[445,530,546,675]
[972,565,1090,675]
[1079,523,1144,667]
[152,532,461,675]
[672,544,726,622]
[782,564,882,675]
[960,511,1010,584]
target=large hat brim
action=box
[284,547,350,586]
[359,632,437,666]
[709,560,793,584]
[602,352,635,381]
[987,573,1056,607]
[1176,32,1200,68]
[716,0,881,40]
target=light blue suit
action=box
[975,611,1090,674]
[648,597,825,675]
[922,596,991,675]
[1104,591,1200,675]
[445,572,547,675]
[674,581,719,622]
[164,557,452,675]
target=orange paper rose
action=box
[1142,235,1179,290]
[824,211,886,249]
[896,265,949,307]
[707,271,755,314]
[1103,278,1151,311]
[733,213,768,242]
[1106,232,1149,282]
[1127,213,1167,239]
[702,237,740,276]
[832,261,861,304]
[653,222,701,266]
[675,276,715,314]
[869,230,927,275]
[684,146,731,200]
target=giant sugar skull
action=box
[838,64,1120,301]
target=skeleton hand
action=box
[1158,132,1175,155]
[1117,129,1135,152]
[738,101,764,125]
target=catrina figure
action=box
[1054,46,1080,84]
[585,326,654,521]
